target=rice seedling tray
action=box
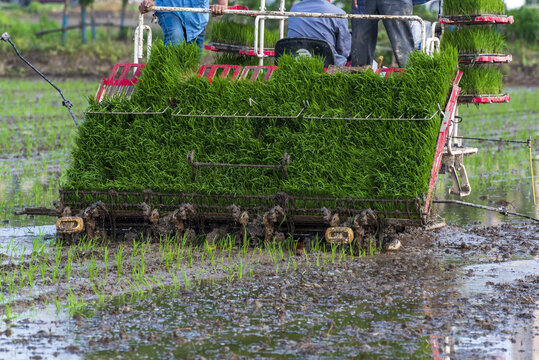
[458,94,510,104]
[458,54,512,64]
[15,43,462,242]
[439,15,514,25]
[204,42,275,57]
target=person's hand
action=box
[210,4,227,16]
[139,0,155,14]
[353,0,357,8]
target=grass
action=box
[63,42,458,212]
[207,19,280,47]
[441,27,508,54]
[459,66,503,94]
[443,0,506,15]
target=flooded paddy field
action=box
[0,79,537,359]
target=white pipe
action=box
[134,14,153,63]
[278,0,285,39]
[145,25,152,61]
[134,13,145,64]
[151,6,427,52]
[254,15,287,63]
[259,0,265,65]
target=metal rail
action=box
[186,150,290,179]
[136,7,427,64]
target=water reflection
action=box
[455,260,539,359]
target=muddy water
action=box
[0,223,536,359]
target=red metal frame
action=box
[197,65,243,82]
[458,94,510,104]
[94,63,145,102]
[459,54,512,64]
[424,71,463,214]
[439,15,514,25]
[204,44,275,57]
[240,66,277,81]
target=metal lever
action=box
[448,157,471,197]
[187,150,290,180]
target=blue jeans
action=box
[157,12,205,57]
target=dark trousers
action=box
[350,0,414,67]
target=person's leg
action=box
[350,0,379,67]
[157,12,185,46]
[188,29,205,59]
[379,0,414,67]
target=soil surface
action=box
[0,222,537,359]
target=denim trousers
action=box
[350,0,414,67]
[157,12,205,57]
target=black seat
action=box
[274,37,336,68]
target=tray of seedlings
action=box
[440,0,512,104]
[439,0,513,24]
[205,18,280,60]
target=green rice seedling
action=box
[237,256,244,280]
[369,239,376,256]
[338,246,346,263]
[242,232,248,258]
[66,288,85,316]
[7,271,16,295]
[40,261,47,285]
[330,244,338,263]
[55,299,62,314]
[90,282,106,306]
[65,248,74,281]
[86,255,97,282]
[204,240,216,266]
[51,251,62,284]
[134,250,146,281]
[349,243,355,258]
[278,241,284,261]
[172,272,181,290]
[78,236,96,253]
[26,263,37,288]
[443,0,506,15]
[115,247,124,278]
[460,66,503,94]
[187,246,194,267]
[103,246,109,281]
[151,274,165,290]
[441,27,507,54]
[176,248,185,270]
[4,304,15,321]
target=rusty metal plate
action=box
[56,216,84,234]
[325,227,354,245]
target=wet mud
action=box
[0,222,537,359]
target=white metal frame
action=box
[135,7,434,64]
[134,14,152,64]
